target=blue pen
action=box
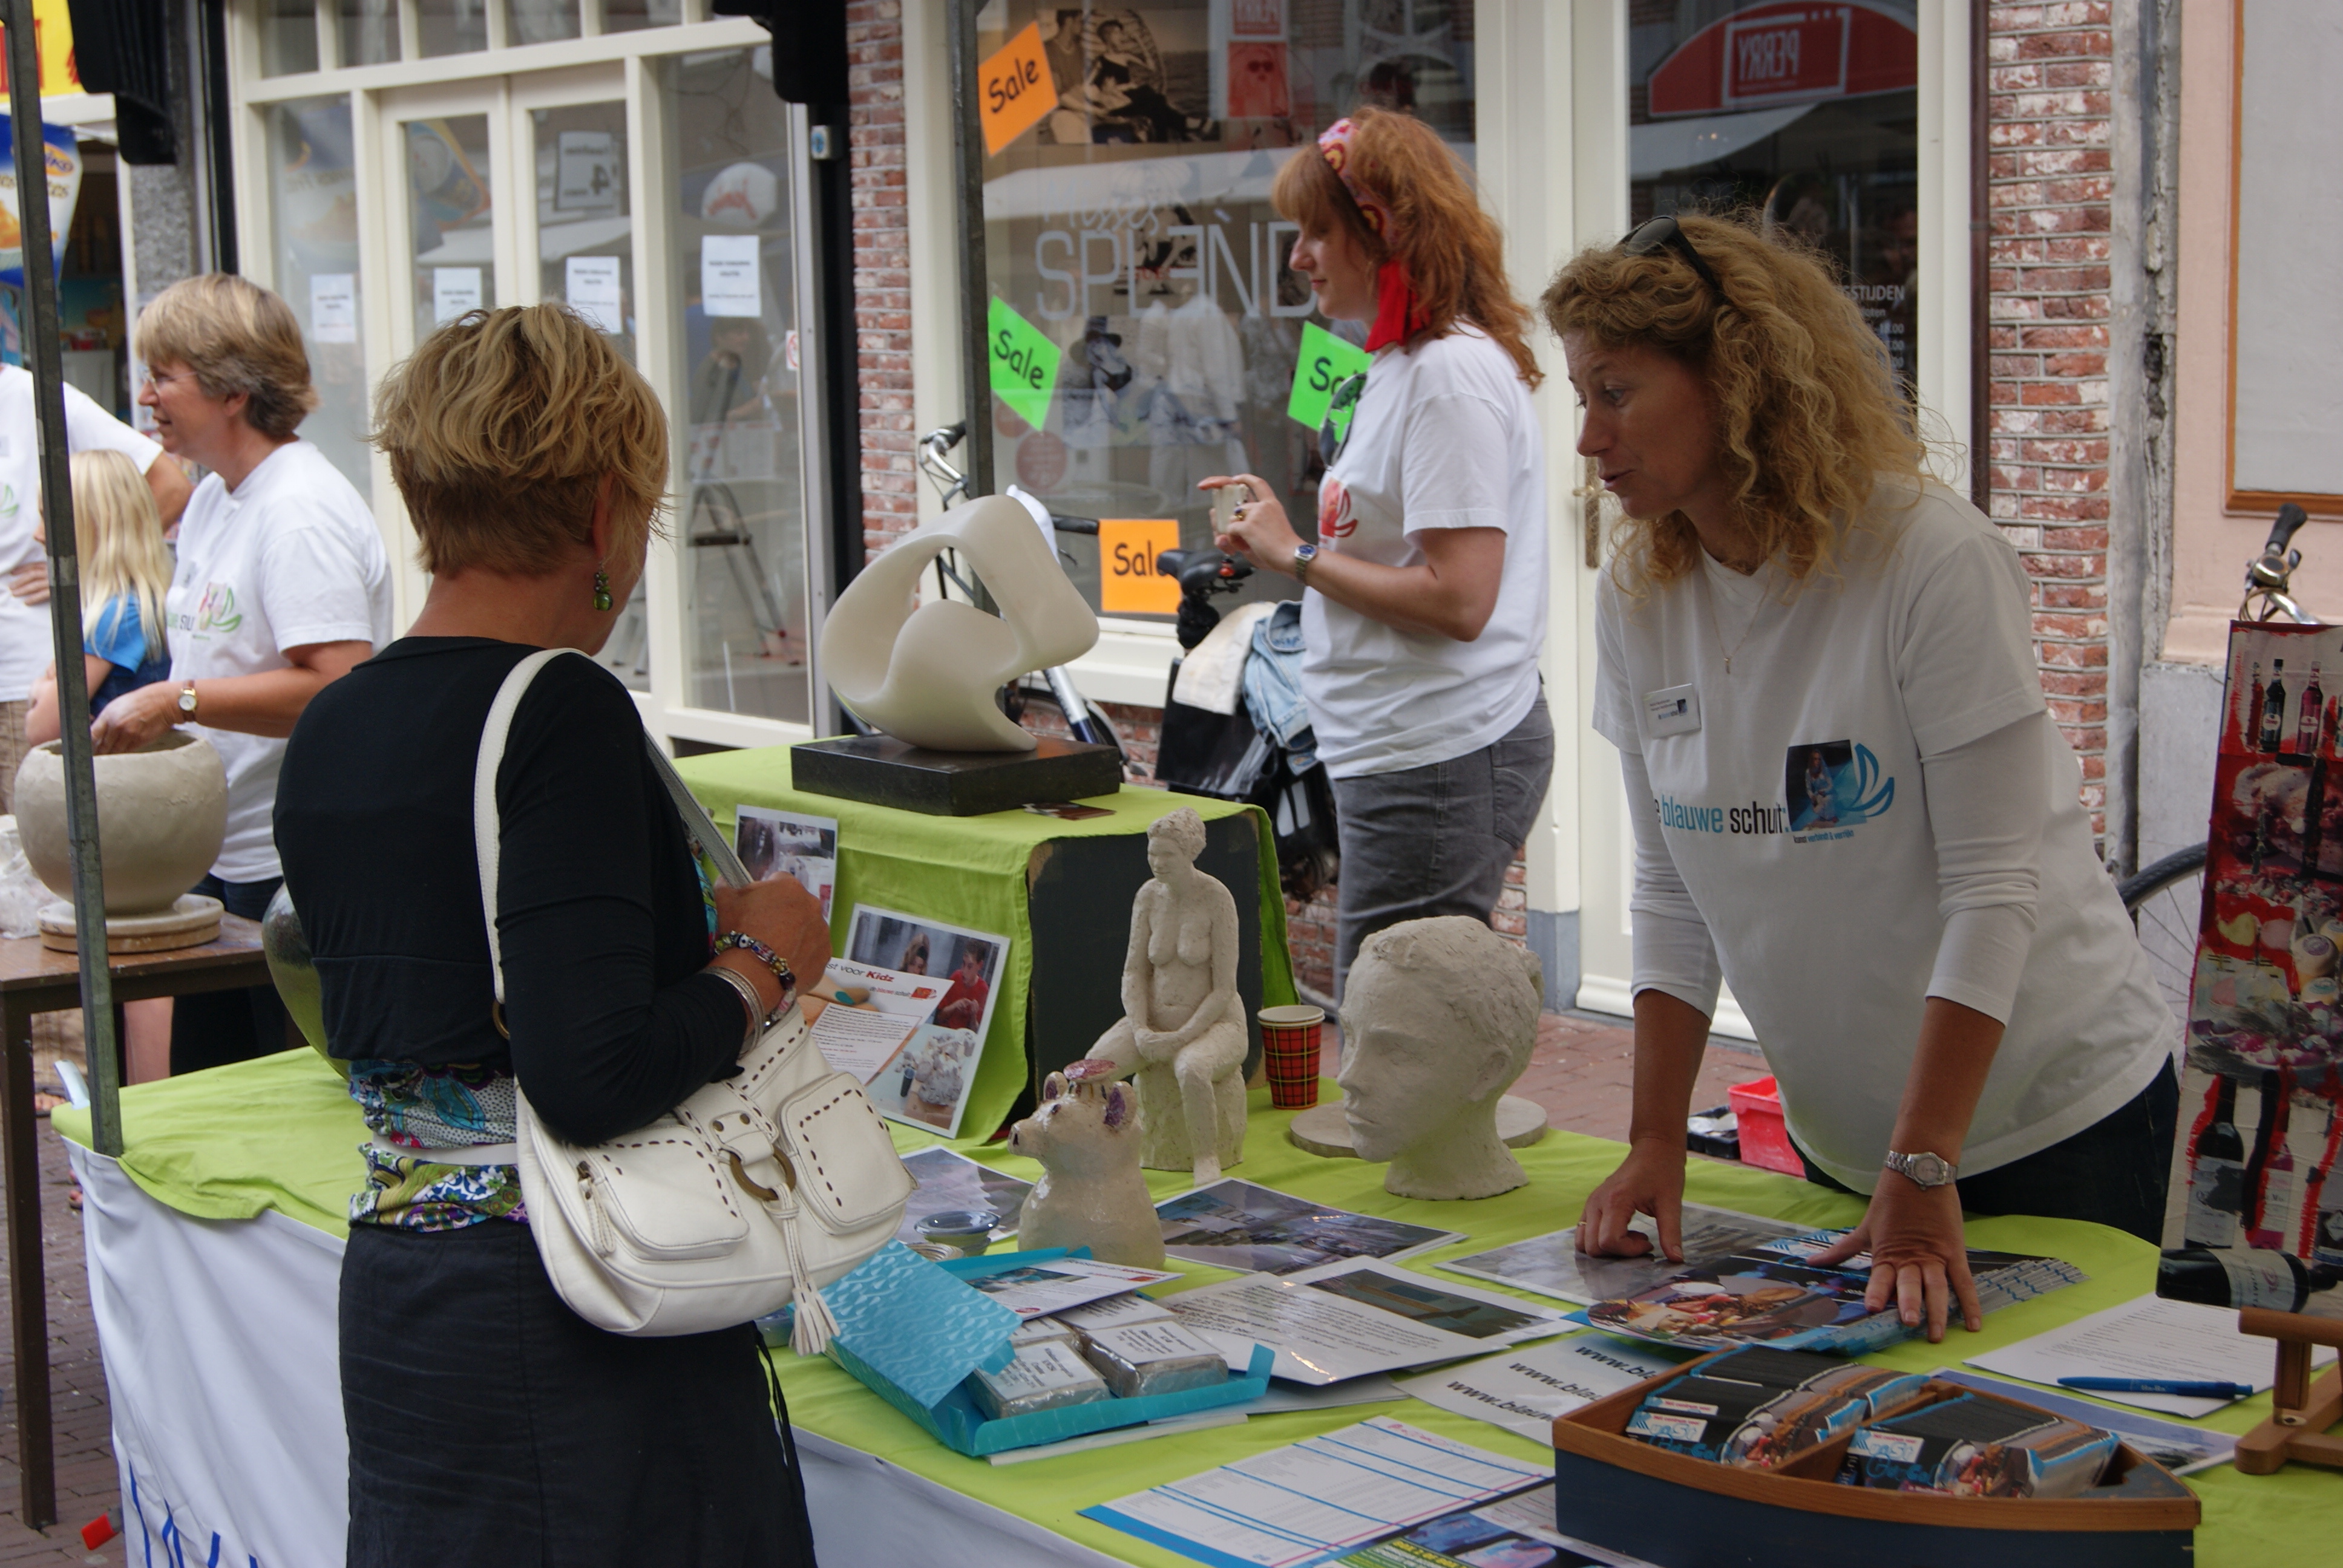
[2056,1376,2253,1399]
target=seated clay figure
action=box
[1338,916,1543,1200]
[1083,808,1247,1186]
[1009,1060,1167,1269]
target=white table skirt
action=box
[70,1148,1120,1567]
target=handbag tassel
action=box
[784,1218,840,1354]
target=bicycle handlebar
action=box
[2267,503,2310,557]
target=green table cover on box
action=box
[55,1050,2343,1568]
[672,746,1297,1139]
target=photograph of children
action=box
[848,906,1011,1137]
[1035,6,1215,148]
[895,1146,1034,1247]
[1299,1267,1563,1342]
[1154,1179,1460,1275]
[733,805,837,920]
[1585,1250,1868,1350]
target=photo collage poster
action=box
[2160,620,2343,1318]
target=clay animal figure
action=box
[1339,916,1543,1200]
[1009,1062,1167,1269]
[1083,808,1246,1186]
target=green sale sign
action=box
[1285,321,1372,433]
[987,297,1061,431]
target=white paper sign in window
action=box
[309,273,358,344]
[565,255,623,335]
[555,131,623,214]
[433,267,482,324]
[701,234,761,318]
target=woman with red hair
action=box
[1208,106,1552,998]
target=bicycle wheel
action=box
[2119,844,2208,1024]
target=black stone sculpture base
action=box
[791,734,1122,816]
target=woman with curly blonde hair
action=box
[1206,106,1552,995]
[1557,214,2175,1344]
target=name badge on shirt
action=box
[1644,684,1700,737]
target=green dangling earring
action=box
[592,569,612,612]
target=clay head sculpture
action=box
[1009,1061,1168,1268]
[1083,808,1248,1186]
[1337,916,1544,1200]
[819,494,1100,751]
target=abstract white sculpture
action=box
[1338,917,1544,1200]
[1083,809,1247,1186]
[819,494,1101,751]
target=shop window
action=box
[1627,0,1920,385]
[261,0,320,76]
[657,46,813,723]
[339,0,399,66]
[605,0,682,33]
[405,114,497,352]
[508,0,582,45]
[974,0,1479,624]
[418,0,490,57]
[266,96,372,492]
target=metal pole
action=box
[5,0,123,1157]
[946,0,995,503]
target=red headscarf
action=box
[1316,117,1429,352]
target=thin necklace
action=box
[1702,569,1768,675]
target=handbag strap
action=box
[472,648,752,1005]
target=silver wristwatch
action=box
[1291,541,1319,584]
[1883,1149,1958,1189]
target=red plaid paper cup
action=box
[1258,1004,1326,1109]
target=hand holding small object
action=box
[1199,473,1301,575]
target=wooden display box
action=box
[1549,1353,2200,1568]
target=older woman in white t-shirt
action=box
[1551,214,2177,1343]
[97,275,393,1075]
[1206,108,1552,997]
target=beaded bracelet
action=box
[714,930,796,995]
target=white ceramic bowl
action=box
[14,733,229,916]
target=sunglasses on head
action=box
[1618,214,1726,301]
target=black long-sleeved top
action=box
[276,638,740,1146]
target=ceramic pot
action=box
[13,733,228,916]
[262,883,346,1077]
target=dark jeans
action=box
[1329,695,1555,998]
[1797,1056,2180,1243]
[169,872,292,1076]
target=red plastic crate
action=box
[1728,1075,1803,1175]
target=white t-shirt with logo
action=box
[168,440,393,883]
[0,366,167,701]
[1593,479,2174,1187]
[1302,325,1547,778]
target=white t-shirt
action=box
[0,366,167,701]
[1593,478,2174,1188]
[168,440,393,883]
[1302,326,1547,778]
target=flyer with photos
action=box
[1438,1206,1810,1306]
[836,904,1009,1139]
[1154,1179,1461,1276]
[734,805,837,919]
[894,1146,1034,1247]
[2159,618,2343,1321]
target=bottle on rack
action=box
[2246,660,2265,750]
[2263,659,2288,753]
[2316,1108,2343,1269]
[2299,664,2327,756]
[2326,694,2339,759]
[2185,1076,2249,1249]
[2158,1246,2340,1312]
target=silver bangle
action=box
[707,963,767,1047]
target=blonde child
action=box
[26,448,175,743]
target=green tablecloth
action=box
[56,1050,2342,1565]
[672,748,1297,1140]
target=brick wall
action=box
[1987,2,2116,840]
[847,1,917,558]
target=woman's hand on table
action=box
[1576,1136,1687,1262]
[1808,1175,1981,1343]
[714,877,833,996]
[1199,474,1303,575]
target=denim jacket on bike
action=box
[1242,600,1319,772]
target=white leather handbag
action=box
[476,650,913,1345]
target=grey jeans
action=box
[1329,695,1555,998]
